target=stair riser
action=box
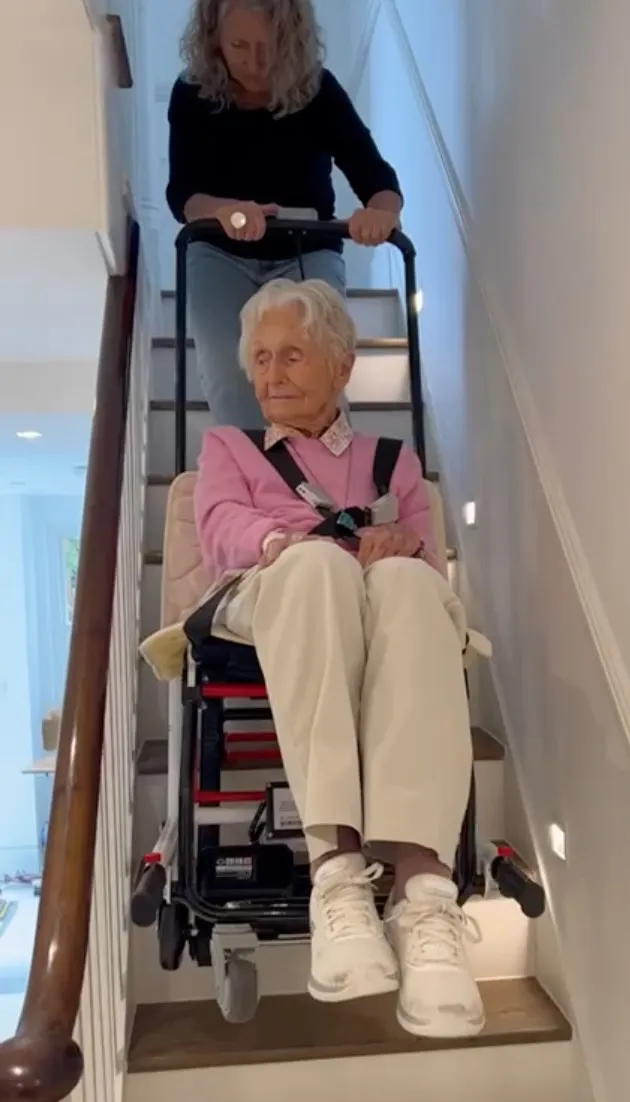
[151,345,410,405]
[145,406,414,494]
[137,664,336,764]
[159,291,405,342]
[125,1043,576,1102]
[133,756,504,873]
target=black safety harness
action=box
[183,432,403,648]
[244,430,403,547]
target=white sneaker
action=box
[308,853,399,1003]
[386,873,485,1038]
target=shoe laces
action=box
[388,896,482,968]
[316,862,383,942]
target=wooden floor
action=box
[128,978,571,1074]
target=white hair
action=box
[238,279,356,379]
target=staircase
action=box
[127,285,574,1101]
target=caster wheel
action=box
[158,903,187,971]
[218,956,259,1024]
[195,935,212,967]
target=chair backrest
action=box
[159,472,450,630]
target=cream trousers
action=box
[217,541,473,864]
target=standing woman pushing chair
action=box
[167,0,403,427]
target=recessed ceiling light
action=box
[16,430,42,440]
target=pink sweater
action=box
[194,426,438,576]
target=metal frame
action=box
[130,218,544,968]
[173,218,426,475]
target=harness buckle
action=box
[335,510,359,535]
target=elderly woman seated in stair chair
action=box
[141,277,491,1040]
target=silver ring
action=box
[230,211,247,230]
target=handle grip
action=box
[491,856,546,918]
[131,862,166,927]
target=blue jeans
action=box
[187,243,346,427]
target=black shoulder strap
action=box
[244,429,266,450]
[372,437,403,497]
[243,430,331,520]
[245,431,403,502]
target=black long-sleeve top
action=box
[166,68,402,259]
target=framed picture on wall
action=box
[62,537,80,625]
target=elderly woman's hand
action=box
[261,532,334,568]
[357,523,423,567]
[348,208,399,247]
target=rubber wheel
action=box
[218,956,259,1023]
[158,904,187,971]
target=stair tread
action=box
[153,336,407,351]
[136,726,503,777]
[128,978,570,1074]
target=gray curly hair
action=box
[180,0,325,116]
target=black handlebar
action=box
[175,218,416,258]
[173,218,425,475]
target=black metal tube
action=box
[401,252,426,471]
[175,240,188,476]
[175,218,416,255]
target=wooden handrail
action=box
[105,14,133,89]
[0,219,140,1102]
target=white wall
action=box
[0,229,108,410]
[0,231,107,364]
[21,493,86,858]
[0,0,144,266]
[357,2,630,1100]
[0,0,106,230]
[0,498,38,876]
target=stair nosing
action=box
[149,399,412,413]
[152,336,407,351]
[161,287,400,301]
